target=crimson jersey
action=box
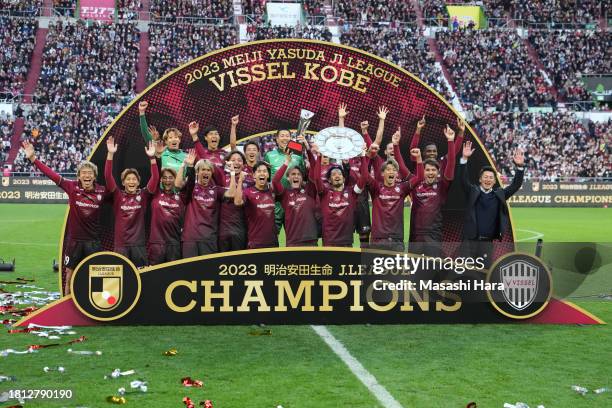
[198,146,226,167]
[62,180,107,241]
[219,170,253,237]
[319,187,361,246]
[409,178,452,241]
[272,162,318,246]
[242,186,278,248]
[182,182,225,242]
[111,189,154,247]
[150,190,186,244]
[34,159,108,241]
[369,181,415,241]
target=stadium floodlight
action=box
[0,258,15,272]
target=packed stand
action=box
[341,26,452,101]
[12,20,140,174]
[241,0,265,17]
[53,0,76,17]
[147,23,237,84]
[436,29,555,111]
[150,0,233,22]
[303,0,325,17]
[528,29,611,106]
[334,0,417,24]
[0,112,13,166]
[117,0,143,21]
[246,24,332,41]
[0,0,43,16]
[474,111,611,180]
[511,0,604,28]
[0,17,38,96]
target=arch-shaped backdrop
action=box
[59,39,516,290]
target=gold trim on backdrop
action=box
[57,39,514,293]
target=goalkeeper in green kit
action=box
[138,100,203,174]
[264,129,305,232]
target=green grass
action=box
[0,204,610,407]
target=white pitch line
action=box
[311,325,403,408]
[515,228,544,242]
[0,241,56,247]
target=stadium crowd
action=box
[0,112,13,166]
[149,0,233,22]
[528,29,611,104]
[476,111,611,180]
[12,20,140,173]
[0,0,43,16]
[147,23,237,84]
[117,0,142,21]
[246,23,332,41]
[436,29,556,111]
[0,17,37,96]
[340,26,453,102]
[334,0,416,24]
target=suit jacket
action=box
[457,161,524,240]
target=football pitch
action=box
[0,204,610,407]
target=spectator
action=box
[117,0,143,21]
[0,0,43,16]
[150,0,233,22]
[53,0,76,17]
[437,28,555,111]
[334,0,416,24]
[529,29,610,106]
[0,17,38,95]
[147,23,237,84]
[0,111,14,167]
[247,24,332,41]
[474,111,611,180]
[341,26,453,101]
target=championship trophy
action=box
[313,126,365,161]
[288,109,315,154]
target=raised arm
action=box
[212,163,226,187]
[373,106,388,147]
[145,141,159,194]
[313,151,324,194]
[104,136,118,193]
[272,155,290,195]
[138,101,154,143]
[338,103,348,128]
[360,121,373,147]
[356,156,369,191]
[459,140,475,193]
[188,121,207,159]
[408,148,424,188]
[229,115,239,151]
[224,170,239,198]
[175,149,196,191]
[391,127,410,179]
[454,117,466,157]
[409,115,426,161]
[443,125,457,181]
[503,148,525,199]
[22,141,61,185]
[234,172,245,206]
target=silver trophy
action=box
[296,109,315,136]
[314,126,365,160]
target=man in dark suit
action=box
[458,140,525,267]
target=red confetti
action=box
[8,328,34,334]
[466,403,477,408]
[181,377,204,387]
[68,335,87,344]
[183,397,195,408]
[202,400,213,408]
[2,319,17,325]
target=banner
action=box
[80,0,115,22]
[582,75,612,102]
[266,2,303,26]
[0,176,68,203]
[508,180,612,207]
[447,5,486,29]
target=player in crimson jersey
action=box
[272,151,319,246]
[22,141,110,294]
[313,151,369,247]
[409,115,465,173]
[218,150,253,252]
[368,147,424,251]
[188,119,229,167]
[105,137,159,267]
[234,161,279,249]
[408,126,457,257]
[176,150,236,257]
[148,167,186,265]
